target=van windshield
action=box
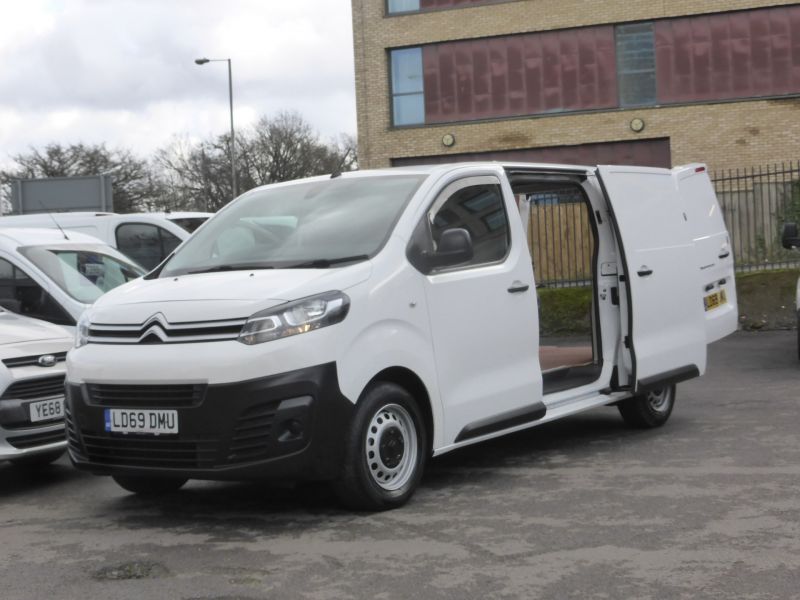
[159,174,426,277]
[19,244,146,304]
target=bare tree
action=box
[157,111,357,212]
[0,143,159,213]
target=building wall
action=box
[352,0,800,171]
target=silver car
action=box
[0,308,72,466]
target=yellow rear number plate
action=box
[704,289,727,312]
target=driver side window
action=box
[428,182,510,269]
[0,257,73,325]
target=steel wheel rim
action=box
[364,403,418,492]
[647,388,672,413]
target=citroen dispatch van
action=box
[0,228,146,328]
[0,212,212,269]
[1,308,73,466]
[65,162,737,509]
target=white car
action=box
[66,162,737,509]
[0,308,72,466]
[0,228,146,328]
[0,211,213,270]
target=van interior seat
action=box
[539,345,593,372]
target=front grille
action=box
[88,317,246,344]
[1,376,65,401]
[86,384,206,408]
[227,401,280,464]
[2,352,68,369]
[80,432,217,469]
[7,428,66,450]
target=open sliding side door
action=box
[596,165,707,392]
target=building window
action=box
[387,0,420,14]
[390,47,425,126]
[615,22,657,107]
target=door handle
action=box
[637,267,653,277]
[508,282,530,293]
[718,251,730,259]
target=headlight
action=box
[238,291,350,345]
[75,312,91,348]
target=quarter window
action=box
[390,48,425,126]
[616,22,657,107]
[428,182,510,269]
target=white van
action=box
[1,308,72,466]
[0,228,145,328]
[0,212,213,270]
[65,162,737,509]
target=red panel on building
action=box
[655,5,800,103]
[423,26,618,123]
[391,138,672,168]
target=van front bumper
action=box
[65,362,354,481]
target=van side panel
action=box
[673,165,738,344]
[597,165,707,389]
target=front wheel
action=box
[617,385,676,428]
[112,475,187,495]
[333,382,427,511]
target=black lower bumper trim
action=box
[637,365,700,393]
[66,362,354,482]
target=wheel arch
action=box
[366,366,435,455]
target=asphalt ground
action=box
[1,331,799,599]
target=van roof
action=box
[0,227,105,249]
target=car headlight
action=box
[238,291,350,345]
[75,312,91,348]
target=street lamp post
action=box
[195,57,237,198]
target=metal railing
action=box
[712,162,800,273]
[527,162,800,288]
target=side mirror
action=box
[782,222,800,249]
[428,228,474,270]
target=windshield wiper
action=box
[187,263,276,275]
[286,255,370,269]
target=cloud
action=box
[0,0,356,165]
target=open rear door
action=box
[597,165,707,392]
[673,164,738,343]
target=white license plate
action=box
[29,398,64,423]
[104,409,178,435]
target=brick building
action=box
[351,0,800,171]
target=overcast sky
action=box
[0,0,357,168]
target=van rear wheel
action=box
[112,475,187,495]
[333,382,427,511]
[617,385,676,428]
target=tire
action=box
[333,382,427,511]
[9,449,65,468]
[112,475,187,495]
[617,385,676,429]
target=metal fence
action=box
[712,162,800,273]
[526,161,800,288]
